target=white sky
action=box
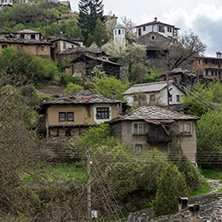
[70,0,222,57]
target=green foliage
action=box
[182,82,222,116]
[77,124,169,200]
[86,18,108,47]
[86,76,131,100]
[128,62,149,83]
[197,110,222,169]
[78,0,104,45]
[201,169,222,179]
[0,47,58,85]
[189,181,210,197]
[64,83,84,95]
[152,164,190,216]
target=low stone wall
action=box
[126,193,222,222]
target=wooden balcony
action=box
[147,131,172,143]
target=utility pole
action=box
[166,71,170,110]
[87,146,92,221]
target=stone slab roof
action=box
[109,106,199,123]
[48,34,83,43]
[37,88,65,96]
[123,81,176,95]
[0,38,51,45]
[42,90,125,106]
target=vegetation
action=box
[152,164,190,216]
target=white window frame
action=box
[180,122,192,136]
[133,122,148,135]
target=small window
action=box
[2,45,7,49]
[41,46,44,51]
[96,107,109,119]
[21,33,24,39]
[59,112,66,122]
[122,29,124,35]
[55,41,58,48]
[115,30,117,35]
[63,42,66,49]
[66,129,71,136]
[180,122,192,135]
[118,29,121,35]
[135,144,142,155]
[169,94,172,102]
[67,112,74,121]
[177,95,180,102]
[31,34,35,39]
[143,26,146,31]
[133,123,148,135]
[167,26,172,32]
[159,25,165,33]
[151,35,155,40]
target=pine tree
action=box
[78,0,104,45]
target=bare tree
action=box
[165,31,206,71]
[121,16,136,43]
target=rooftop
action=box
[109,106,198,123]
[123,81,178,95]
[42,90,124,106]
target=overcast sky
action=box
[70,0,222,57]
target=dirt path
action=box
[206,178,222,193]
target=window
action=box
[2,45,7,49]
[63,42,66,49]
[31,34,35,39]
[167,26,172,32]
[151,35,155,40]
[41,46,44,51]
[143,26,146,31]
[118,29,121,35]
[59,112,74,122]
[169,94,172,102]
[138,28,141,36]
[135,144,142,155]
[21,33,25,39]
[96,107,109,119]
[159,25,165,33]
[122,29,124,35]
[56,53,59,59]
[67,112,74,121]
[115,30,117,35]
[55,41,58,48]
[66,129,71,136]
[59,112,66,122]
[180,122,192,135]
[173,77,177,83]
[177,95,180,102]
[133,123,148,135]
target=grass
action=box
[189,181,210,197]
[201,169,222,179]
[21,162,87,184]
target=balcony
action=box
[147,131,172,143]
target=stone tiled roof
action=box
[61,46,105,55]
[42,90,125,105]
[123,81,178,95]
[48,34,83,44]
[109,106,199,122]
[37,88,65,96]
[0,38,51,45]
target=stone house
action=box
[155,68,197,88]
[123,81,185,108]
[65,54,121,80]
[39,90,125,139]
[47,34,83,63]
[135,17,179,41]
[0,38,51,58]
[109,106,198,163]
[12,29,43,40]
[192,52,222,80]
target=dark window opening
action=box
[55,41,58,48]
[138,28,141,36]
[31,34,35,39]
[66,129,71,136]
[143,26,146,31]
[96,107,109,119]
[41,46,44,51]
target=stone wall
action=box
[126,193,222,222]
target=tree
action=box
[121,16,136,43]
[85,76,132,100]
[196,111,222,169]
[165,31,206,71]
[64,83,84,95]
[152,164,190,216]
[86,18,108,47]
[78,0,104,45]
[0,47,58,85]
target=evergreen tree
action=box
[78,0,104,45]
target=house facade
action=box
[109,106,198,163]
[65,54,121,80]
[123,81,185,107]
[39,90,125,139]
[12,29,43,40]
[192,53,222,80]
[135,17,179,40]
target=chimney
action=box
[216,52,222,58]
[154,17,157,22]
[189,204,200,222]
[112,92,116,100]
[178,197,188,211]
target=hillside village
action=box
[1,0,222,221]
